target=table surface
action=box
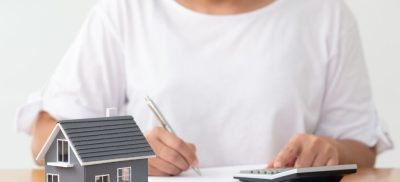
[1,167,399,182]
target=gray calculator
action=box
[233,164,357,182]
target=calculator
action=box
[233,164,357,182]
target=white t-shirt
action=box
[17,0,393,167]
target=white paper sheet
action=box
[149,165,263,182]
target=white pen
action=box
[145,96,202,176]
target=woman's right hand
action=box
[145,127,199,176]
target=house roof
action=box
[36,116,155,166]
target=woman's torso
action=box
[106,0,342,167]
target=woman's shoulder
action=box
[90,0,159,35]
[296,0,346,8]
[284,0,356,27]
[288,0,349,14]
[95,0,157,14]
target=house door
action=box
[47,173,59,182]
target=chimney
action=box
[106,107,118,117]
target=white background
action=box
[0,0,398,169]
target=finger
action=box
[148,165,169,176]
[266,157,283,168]
[327,157,339,166]
[150,136,190,170]
[286,159,296,167]
[312,154,329,167]
[294,149,317,168]
[312,147,330,167]
[187,143,199,166]
[273,141,301,168]
[149,157,182,176]
[294,135,324,167]
[266,159,274,168]
[187,143,197,152]
[156,127,198,166]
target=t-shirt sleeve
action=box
[16,4,127,134]
[315,2,393,154]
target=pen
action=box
[145,96,202,176]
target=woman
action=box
[17,0,392,176]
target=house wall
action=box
[85,159,149,182]
[45,132,84,182]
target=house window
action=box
[117,167,131,182]
[95,174,109,182]
[57,139,69,163]
[47,173,59,182]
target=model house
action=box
[36,115,155,182]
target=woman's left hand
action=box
[267,133,340,168]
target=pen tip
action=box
[193,167,202,176]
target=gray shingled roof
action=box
[59,116,155,164]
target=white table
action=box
[149,165,262,182]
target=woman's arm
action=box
[268,133,376,168]
[31,111,56,165]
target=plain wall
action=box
[0,0,398,169]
